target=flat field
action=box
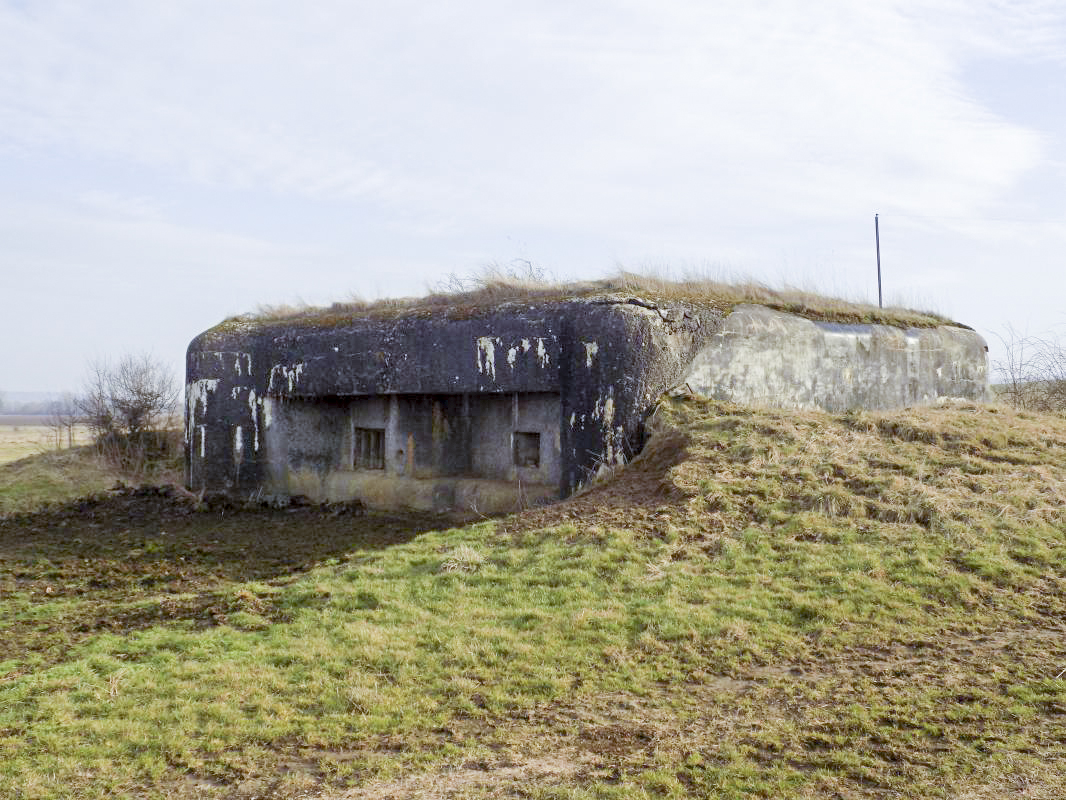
[0,418,116,514]
[1,400,1065,799]
[0,416,91,465]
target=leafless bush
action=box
[45,393,79,449]
[76,354,181,475]
[994,326,1066,412]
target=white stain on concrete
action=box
[247,389,259,451]
[269,363,305,394]
[207,352,251,376]
[535,338,550,367]
[521,338,531,352]
[592,387,615,425]
[608,427,627,467]
[603,395,615,426]
[198,425,206,458]
[287,364,304,392]
[476,337,499,379]
[507,346,518,368]
[188,379,219,411]
[186,378,219,443]
[584,341,598,368]
[261,397,275,430]
[233,425,243,460]
[596,425,628,475]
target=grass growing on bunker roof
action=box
[215,268,955,333]
[2,398,1066,798]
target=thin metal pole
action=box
[875,213,883,309]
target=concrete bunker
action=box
[186,288,990,512]
[271,392,562,508]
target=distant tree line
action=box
[0,395,78,416]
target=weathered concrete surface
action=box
[186,297,990,511]
[186,297,720,511]
[682,305,990,411]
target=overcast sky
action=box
[1,1,1064,393]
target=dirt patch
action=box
[500,427,694,539]
[0,485,463,667]
[324,753,588,800]
[577,723,657,757]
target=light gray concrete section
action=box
[466,392,561,485]
[682,305,989,411]
[258,391,562,507]
[349,396,388,431]
[261,396,349,493]
[314,472,558,513]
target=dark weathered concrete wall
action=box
[186,298,990,511]
[186,297,719,509]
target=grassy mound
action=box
[0,446,123,515]
[0,436,183,516]
[2,400,1065,798]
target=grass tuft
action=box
[217,268,956,333]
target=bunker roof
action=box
[207,271,960,337]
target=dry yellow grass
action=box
[0,421,92,466]
[649,397,1066,551]
[222,268,954,332]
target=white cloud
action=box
[0,1,1064,389]
[0,0,1055,228]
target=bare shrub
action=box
[994,326,1066,412]
[45,393,79,449]
[76,354,181,476]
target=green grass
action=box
[3,400,1066,797]
[0,446,121,514]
